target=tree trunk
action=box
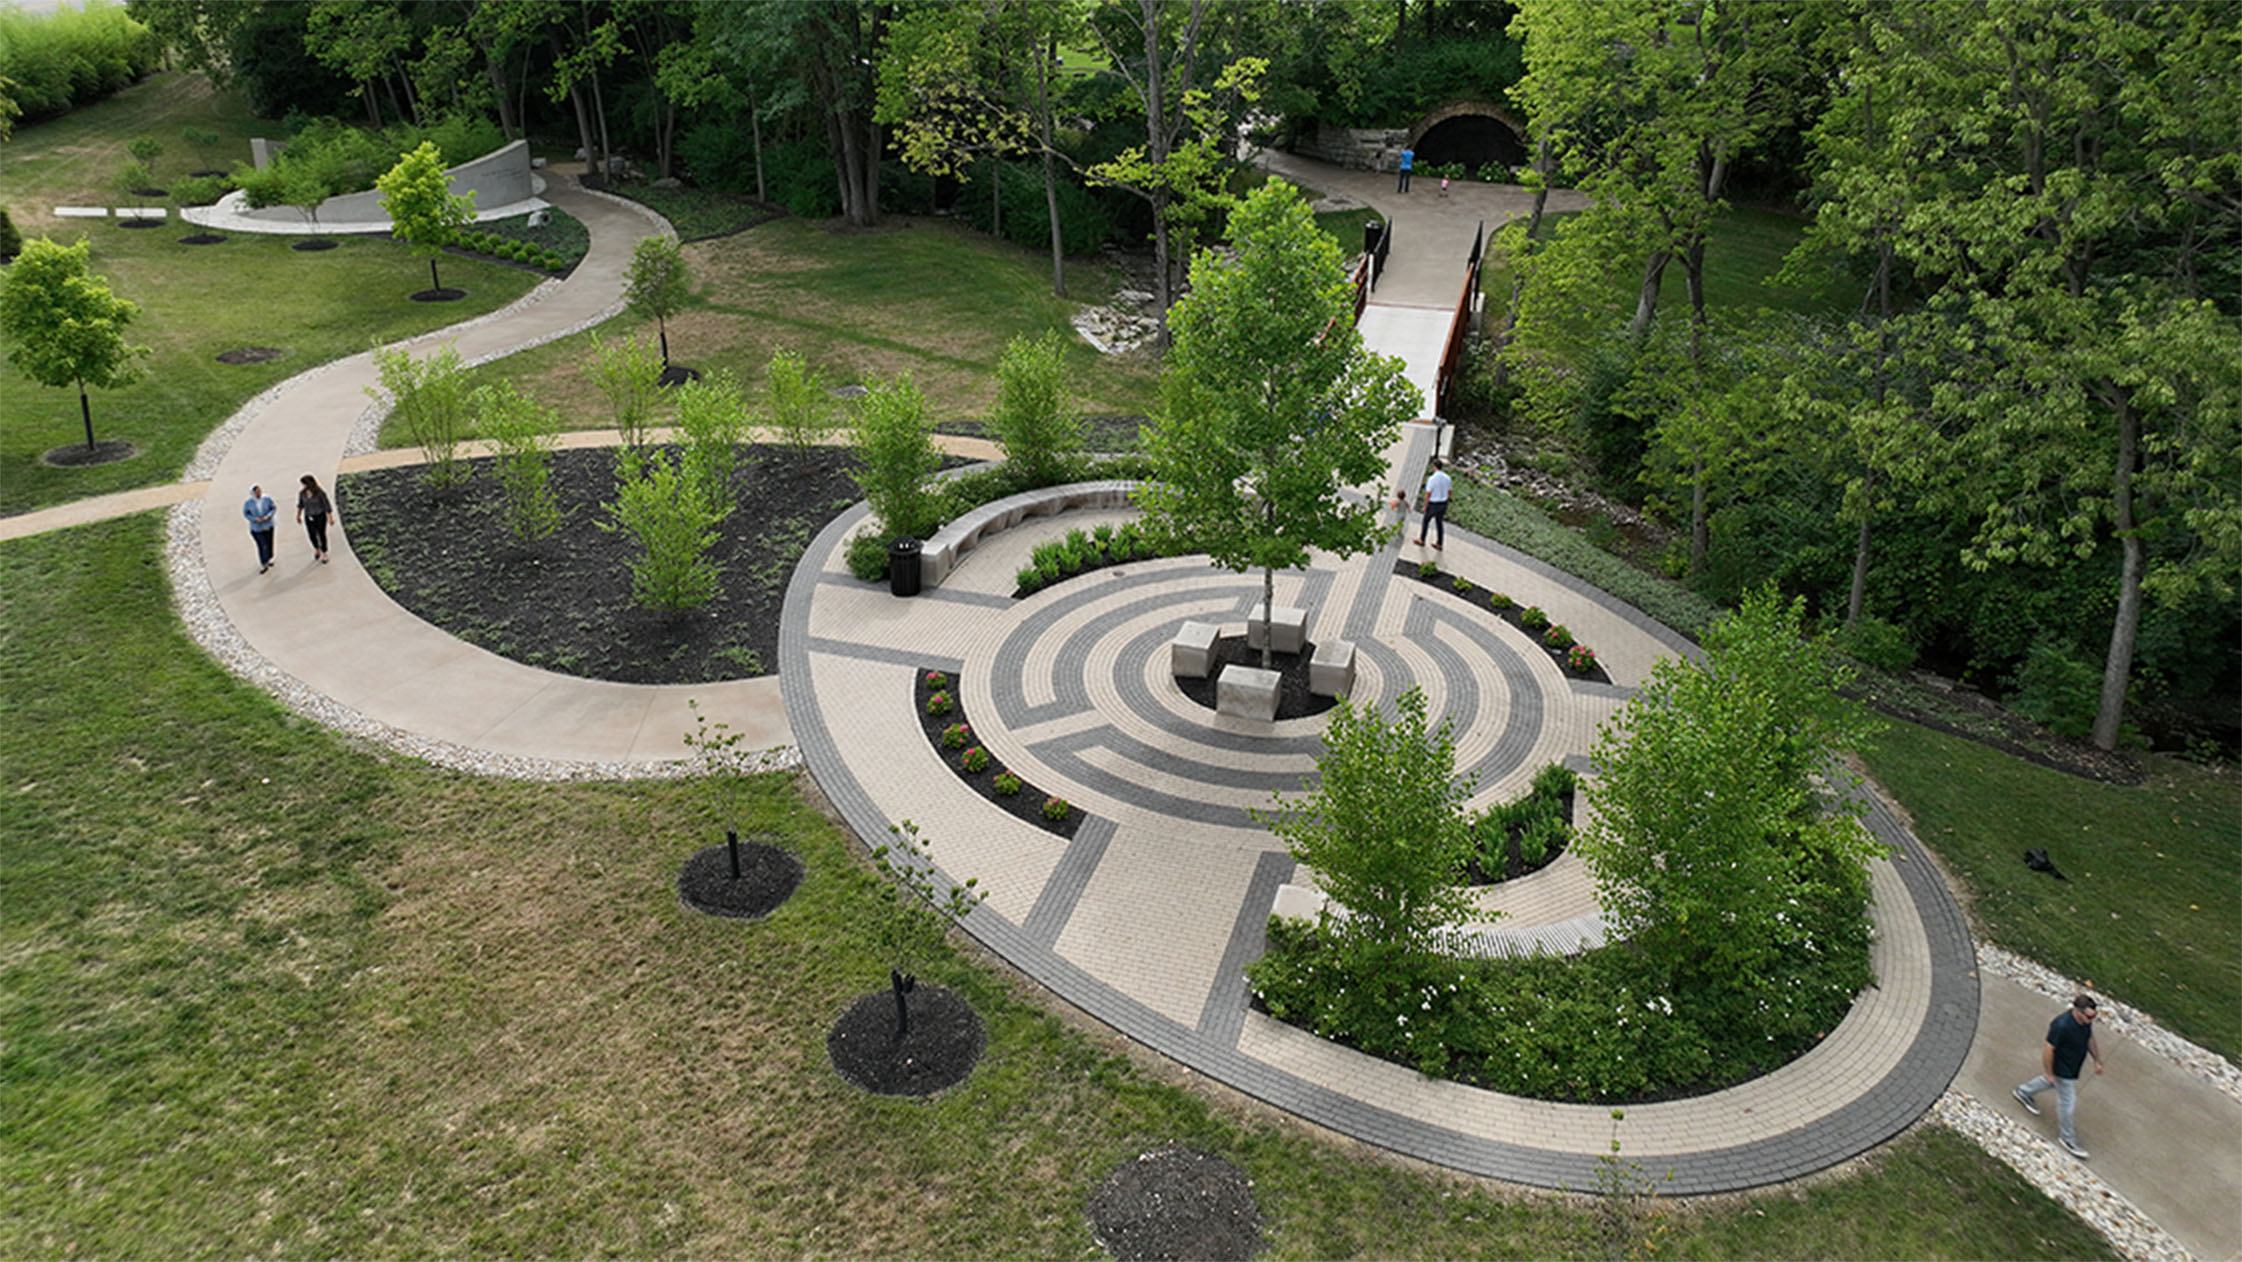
[1629,250,1671,342]
[1142,0,1174,342]
[750,93,767,203]
[1491,141,1554,395]
[889,969,914,1038]
[1038,38,1066,297]
[2092,397,2143,751]
[1261,560,1276,670]
[77,380,95,450]
[486,49,516,138]
[429,256,442,293]
[1847,497,1873,625]
[1689,455,1708,576]
[990,154,1002,240]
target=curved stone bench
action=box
[1271,882,1608,959]
[918,479,1141,588]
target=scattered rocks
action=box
[1935,1093,2189,1262]
[829,383,870,399]
[1073,286,1164,355]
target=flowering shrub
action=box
[941,722,971,749]
[1520,605,1549,631]
[1450,575,1474,595]
[924,690,954,716]
[993,770,1022,796]
[923,670,948,690]
[960,745,990,773]
[1041,795,1070,821]
[1568,644,1599,673]
[1488,591,1515,610]
[1418,559,1440,579]
[1544,624,1575,650]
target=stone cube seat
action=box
[1216,663,1281,721]
[1244,602,1308,655]
[1309,638,1356,697]
[1171,620,1220,678]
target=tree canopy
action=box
[375,140,475,293]
[0,236,147,451]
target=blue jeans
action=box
[2018,1073,2080,1145]
[251,528,275,568]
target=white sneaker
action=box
[2061,1138,2089,1159]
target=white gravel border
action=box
[1934,1092,2191,1262]
[1978,943,2242,1104]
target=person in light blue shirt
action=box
[243,484,278,572]
[1415,458,1450,549]
[1397,147,1415,193]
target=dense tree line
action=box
[1497,0,2239,755]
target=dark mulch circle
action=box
[676,839,802,920]
[292,239,340,252]
[1175,635,1338,721]
[115,218,163,229]
[410,287,467,302]
[1087,1143,1263,1262]
[1394,559,1614,685]
[914,668,1082,838]
[339,443,866,685]
[41,440,137,467]
[130,187,168,198]
[827,985,985,1096]
[189,169,228,178]
[657,364,702,387]
[216,347,286,365]
[178,233,226,245]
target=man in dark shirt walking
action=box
[2014,994,2106,1158]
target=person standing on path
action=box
[1397,147,1415,193]
[243,484,278,573]
[296,474,336,564]
[2015,994,2106,1159]
[1415,457,1450,549]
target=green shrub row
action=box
[843,453,1160,583]
[1446,481,1722,641]
[1467,762,1577,877]
[1015,518,1182,595]
[455,229,567,272]
[0,4,162,125]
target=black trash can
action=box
[888,537,922,597]
[1363,218,1385,259]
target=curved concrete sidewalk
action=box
[177,181,790,775]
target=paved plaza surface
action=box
[10,159,2235,1249]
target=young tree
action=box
[368,343,471,490]
[0,237,147,453]
[126,135,163,181]
[624,235,690,371]
[673,368,748,519]
[375,140,476,295]
[869,820,984,1038]
[1256,687,1478,962]
[600,453,727,613]
[1138,179,1419,667]
[585,330,663,455]
[1581,588,1883,997]
[474,380,563,544]
[849,374,943,542]
[764,348,833,461]
[987,331,1084,490]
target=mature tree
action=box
[304,0,417,127]
[1257,687,1478,963]
[0,238,147,453]
[623,235,689,370]
[877,0,1083,295]
[705,1,888,227]
[375,140,476,295]
[1814,1,2242,749]
[1582,588,1882,1000]
[1138,179,1418,667]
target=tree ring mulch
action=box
[130,187,168,198]
[292,239,340,252]
[1174,635,1338,721]
[657,364,702,388]
[1087,1142,1264,1261]
[676,839,802,920]
[178,233,226,245]
[410,287,467,302]
[115,218,163,229]
[216,347,286,365]
[41,440,137,467]
[827,985,985,1096]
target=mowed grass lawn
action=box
[0,73,541,517]
[1860,724,2242,1061]
[428,214,1161,448]
[0,515,2114,1260]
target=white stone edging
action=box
[1935,1092,2191,1262]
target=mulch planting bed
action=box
[177,233,225,245]
[115,218,162,229]
[41,440,136,467]
[340,444,864,685]
[1087,1143,1263,1261]
[1174,635,1337,721]
[216,347,285,365]
[826,985,985,1096]
[409,287,467,302]
[915,669,1081,839]
[291,239,339,252]
[1394,559,1613,685]
[676,838,802,920]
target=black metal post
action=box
[727,829,741,879]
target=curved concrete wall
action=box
[239,139,536,226]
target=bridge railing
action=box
[1433,219,1485,418]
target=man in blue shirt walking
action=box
[243,484,278,573]
[2014,994,2106,1158]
